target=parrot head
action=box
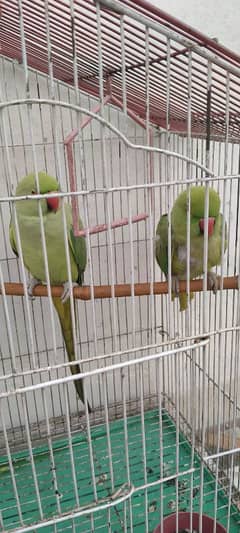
[14,172,60,216]
[172,185,221,239]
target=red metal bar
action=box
[7,0,240,116]
[109,68,231,122]
[19,0,149,71]
[64,96,125,237]
[2,25,211,122]
[1,1,238,115]
[2,4,131,72]
[2,0,240,140]
[110,95,146,129]
[0,1,214,93]
[64,92,151,237]
[105,50,231,119]
[109,74,189,119]
[64,128,79,146]
[70,80,231,136]
[80,95,111,129]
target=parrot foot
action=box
[207,271,219,294]
[61,281,79,304]
[171,275,180,295]
[27,277,41,299]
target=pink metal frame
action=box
[64,89,150,237]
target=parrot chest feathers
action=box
[13,208,79,284]
[177,246,197,264]
[174,231,222,279]
[175,244,203,278]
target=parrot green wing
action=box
[155,213,191,311]
[69,225,87,286]
[155,213,184,279]
[155,214,169,277]
[9,220,18,257]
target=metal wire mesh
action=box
[0,1,240,532]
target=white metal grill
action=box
[0,1,240,532]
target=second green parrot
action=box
[9,171,91,411]
[155,186,227,311]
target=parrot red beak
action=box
[199,217,215,236]
[47,193,60,212]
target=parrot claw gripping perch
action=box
[171,275,180,296]
[27,277,41,300]
[61,281,79,304]
[207,271,219,294]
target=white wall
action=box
[149,0,240,54]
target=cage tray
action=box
[0,409,239,532]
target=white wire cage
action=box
[0,1,240,532]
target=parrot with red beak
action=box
[155,186,227,311]
[9,171,91,411]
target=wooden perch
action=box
[77,214,149,237]
[1,276,238,300]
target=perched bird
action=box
[155,186,227,311]
[9,171,91,411]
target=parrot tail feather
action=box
[179,291,194,311]
[52,297,91,413]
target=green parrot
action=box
[155,186,227,311]
[9,171,91,411]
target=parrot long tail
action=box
[178,292,194,311]
[171,291,194,311]
[52,297,91,413]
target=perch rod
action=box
[1,277,238,300]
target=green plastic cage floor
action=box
[1,409,240,532]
